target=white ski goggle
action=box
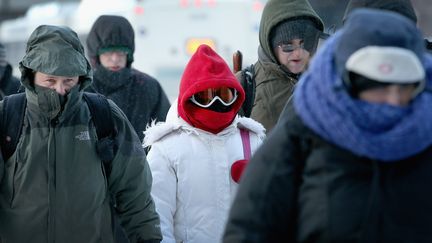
[190,87,238,108]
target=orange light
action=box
[186,38,216,55]
[253,1,264,12]
[195,0,202,7]
[208,0,216,7]
[180,0,188,8]
[134,6,144,15]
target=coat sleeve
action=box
[223,117,306,242]
[108,101,162,243]
[147,143,178,243]
[151,82,171,123]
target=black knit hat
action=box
[270,17,321,54]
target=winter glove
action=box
[231,159,248,183]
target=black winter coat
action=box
[0,64,21,99]
[87,69,170,142]
[224,101,432,243]
[86,15,170,142]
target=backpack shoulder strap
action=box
[83,92,128,241]
[83,92,117,177]
[239,128,251,160]
[1,93,27,161]
[240,64,256,118]
[83,92,115,140]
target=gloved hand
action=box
[231,159,248,183]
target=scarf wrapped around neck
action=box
[294,32,432,162]
[92,64,132,95]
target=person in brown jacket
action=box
[240,0,325,133]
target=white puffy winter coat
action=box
[144,103,265,243]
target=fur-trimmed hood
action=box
[143,101,265,147]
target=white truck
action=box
[0,0,266,101]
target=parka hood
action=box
[335,8,424,79]
[144,100,265,147]
[19,25,92,91]
[259,0,324,62]
[343,0,417,24]
[86,15,135,67]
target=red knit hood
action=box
[178,44,245,133]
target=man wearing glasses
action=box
[247,0,325,133]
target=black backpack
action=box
[232,50,256,118]
[0,92,129,243]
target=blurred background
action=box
[0,0,431,101]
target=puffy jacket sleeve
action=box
[223,104,307,242]
[108,100,162,243]
[147,142,177,243]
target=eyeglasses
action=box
[279,42,305,52]
[190,87,238,108]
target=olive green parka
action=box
[0,25,161,243]
[249,0,323,132]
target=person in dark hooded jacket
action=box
[86,15,170,142]
[0,25,162,243]
[0,42,21,99]
[224,9,432,242]
[342,0,417,23]
[241,0,325,133]
[342,0,432,52]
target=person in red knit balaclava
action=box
[143,44,265,243]
[177,45,243,133]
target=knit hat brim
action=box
[98,46,133,62]
[270,17,321,54]
[346,46,425,84]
